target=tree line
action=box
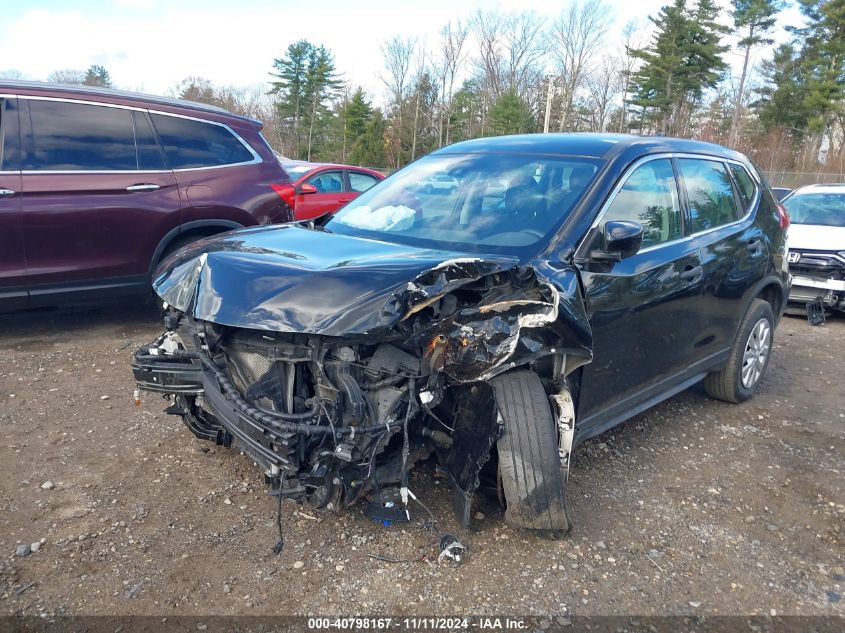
[4,0,844,183]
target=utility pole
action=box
[543,76,554,133]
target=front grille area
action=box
[789,251,845,279]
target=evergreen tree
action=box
[329,87,374,162]
[792,0,845,135]
[350,110,387,168]
[488,90,534,136]
[628,0,728,135]
[755,44,810,134]
[83,65,112,88]
[270,41,342,160]
[728,0,784,146]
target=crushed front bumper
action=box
[131,348,295,474]
[788,274,845,309]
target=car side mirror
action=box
[598,220,644,260]
[298,183,318,195]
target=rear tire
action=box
[703,298,774,404]
[492,370,571,534]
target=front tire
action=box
[703,298,774,403]
[492,370,571,534]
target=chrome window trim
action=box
[12,94,261,173]
[578,152,759,257]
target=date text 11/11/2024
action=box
[306,617,531,630]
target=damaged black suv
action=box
[133,134,790,534]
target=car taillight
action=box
[776,202,790,231]
[271,183,295,208]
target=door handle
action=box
[679,265,702,282]
[126,183,160,192]
[747,238,762,254]
[0,188,16,198]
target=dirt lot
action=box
[0,303,842,618]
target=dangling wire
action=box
[272,488,284,555]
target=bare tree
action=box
[552,0,612,131]
[472,10,545,99]
[381,36,415,168]
[0,69,27,80]
[470,10,546,135]
[617,20,645,133]
[410,44,427,161]
[586,56,623,132]
[434,20,469,146]
[47,69,85,85]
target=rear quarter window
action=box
[151,113,254,169]
[728,163,757,211]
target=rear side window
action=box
[678,158,741,233]
[27,100,137,171]
[348,171,379,193]
[151,114,254,169]
[306,170,344,193]
[728,163,757,211]
[0,98,21,170]
[603,158,683,248]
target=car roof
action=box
[433,132,747,161]
[789,183,845,195]
[0,79,262,127]
[281,160,382,176]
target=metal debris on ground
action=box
[437,534,466,563]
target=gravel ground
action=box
[0,303,842,618]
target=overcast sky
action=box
[0,0,804,105]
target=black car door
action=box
[0,97,26,309]
[575,157,705,438]
[675,157,769,364]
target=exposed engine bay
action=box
[133,228,595,544]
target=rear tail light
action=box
[776,202,790,231]
[271,183,295,208]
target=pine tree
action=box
[628,0,728,136]
[755,44,809,134]
[488,90,534,136]
[270,41,314,157]
[793,0,845,135]
[270,41,341,160]
[83,65,112,88]
[728,0,784,146]
[350,110,387,168]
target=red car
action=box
[275,161,384,220]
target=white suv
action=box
[783,183,845,312]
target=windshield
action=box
[326,153,602,254]
[784,192,845,227]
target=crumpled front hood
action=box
[154,225,519,335]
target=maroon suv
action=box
[0,80,293,309]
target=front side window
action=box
[679,158,740,233]
[306,170,343,193]
[327,153,601,254]
[602,158,682,248]
[151,114,254,169]
[27,100,136,171]
[348,171,379,193]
